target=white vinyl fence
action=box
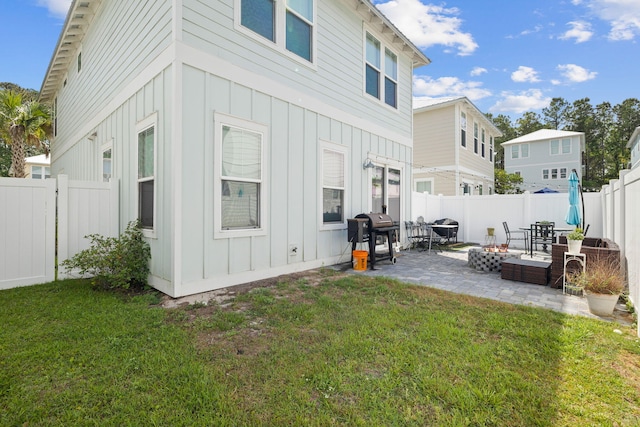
[0,175,118,289]
[412,190,603,247]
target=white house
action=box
[413,96,501,196]
[39,0,430,297]
[502,129,585,192]
[24,154,51,179]
[628,126,640,170]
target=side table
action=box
[563,252,586,295]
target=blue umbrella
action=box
[565,170,581,226]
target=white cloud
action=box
[559,21,593,43]
[557,64,597,82]
[413,75,491,101]
[582,0,640,41]
[490,90,552,114]
[374,0,478,56]
[511,66,541,83]
[470,67,487,76]
[37,0,71,19]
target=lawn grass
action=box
[1,273,639,426]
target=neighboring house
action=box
[39,0,430,297]
[502,129,585,192]
[412,96,501,196]
[628,126,640,170]
[25,154,51,179]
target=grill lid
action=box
[355,213,394,229]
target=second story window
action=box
[460,112,466,147]
[364,31,398,109]
[481,128,486,157]
[473,122,479,154]
[238,0,314,63]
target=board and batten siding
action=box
[53,68,175,290]
[178,65,412,295]
[52,0,173,161]
[180,0,414,143]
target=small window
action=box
[550,139,559,155]
[365,33,381,100]
[473,123,479,154]
[322,147,345,224]
[551,168,558,179]
[103,148,112,182]
[511,145,519,159]
[137,124,155,229]
[384,49,397,108]
[415,179,432,194]
[542,169,549,180]
[286,0,313,61]
[560,168,567,179]
[460,112,466,147]
[240,0,275,41]
[489,136,494,162]
[561,138,571,154]
[521,144,529,158]
[481,128,486,158]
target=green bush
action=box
[61,220,151,290]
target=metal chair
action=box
[503,221,528,253]
[530,222,555,256]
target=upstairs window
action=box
[473,123,479,154]
[489,136,494,162]
[238,0,314,63]
[550,138,570,155]
[460,112,467,147]
[364,31,399,109]
[481,128,486,157]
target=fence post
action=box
[57,175,69,277]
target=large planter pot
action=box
[567,239,583,255]
[585,292,619,316]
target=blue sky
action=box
[1,0,638,120]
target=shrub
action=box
[61,220,151,290]
[567,256,625,295]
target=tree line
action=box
[489,97,640,192]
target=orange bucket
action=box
[352,250,368,271]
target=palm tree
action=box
[0,90,52,178]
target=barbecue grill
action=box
[348,213,399,269]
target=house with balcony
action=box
[39,0,430,297]
[412,96,501,196]
[503,129,585,192]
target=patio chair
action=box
[420,221,444,253]
[404,221,423,251]
[503,221,528,253]
[530,222,555,256]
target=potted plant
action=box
[568,257,625,316]
[566,227,584,254]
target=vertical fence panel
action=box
[0,178,56,289]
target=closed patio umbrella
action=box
[565,169,581,227]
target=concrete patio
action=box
[338,245,633,326]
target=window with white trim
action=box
[322,144,346,225]
[551,168,558,179]
[102,144,112,182]
[511,144,529,159]
[137,116,156,230]
[237,0,315,63]
[214,113,267,238]
[481,128,486,158]
[542,169,549,180]
[550,138,571,155]
[473,122,479,154]
[511,145,519,159]
[364,31,399,109]
[31,166,50,180]
[460,112,466,147]
[560,167,567,179]
[415,179,433,194]
[489,136,494,162]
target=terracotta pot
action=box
[585,292,619,316]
